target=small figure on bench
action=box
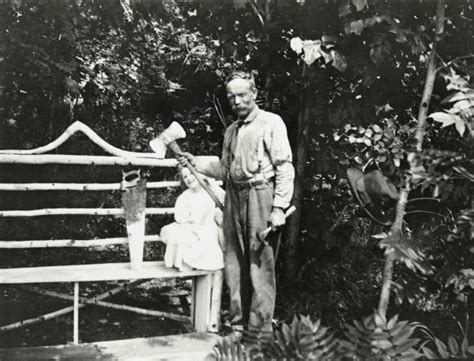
[160,166,224,272]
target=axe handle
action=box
[168,141,224,211]
[259,205,296,245]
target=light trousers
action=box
[223,180,278,331]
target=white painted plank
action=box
[192,274,213,332]
[0,207,173,217]
[0,181,182,191]
[0,235,161,249]
[73,282,79,344]
[0,261,213,284]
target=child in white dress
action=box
[160,166,224,272]
[160,166,225,332]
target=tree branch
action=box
[415,0,446,152]
[377,0,447,319]
[436,54,474,72]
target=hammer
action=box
[257,205,296,246]
[150,122,224,210]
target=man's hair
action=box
[226,70,257,91]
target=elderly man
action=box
[179,71,294,333]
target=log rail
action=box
[0,121,220,346]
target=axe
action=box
[258,205,296,246]
[150,122,224,210]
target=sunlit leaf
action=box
[290,37,303,54]
[429,112,456,127]
[302,40,323,66]
[330,50,347,71]
[371,339,393,350]
[352,0,368,11]
[455,117,466,136]
[348,20,364,35]
[387,314,399,330]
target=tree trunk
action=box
[377,179,410,318]
[377,0,446,319]
[415,0,446,151]
[284,65,309,281]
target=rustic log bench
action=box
[0,121,221,350]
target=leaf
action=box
[371,232,388,240]
[387,314,399,330]
[453,100,473,111]
[392,327,415,346]
[373,133,383,142]
[290,37,303,54]
[338,0,352,17]
[396,338,420,353]
[322,35,338,43]
[447,336,459,356]
[64,77,81,94]
[374,312,386,327]
[435,338,450,358]
[461,336,468,353]
[371,339,393,350]
[321,50,333,64]
[352,0,368,11]
[455,117,466,136]
[370,40,391,64]
[441,90,474,104]
[429,112,456,127]
[330,50,347,72]
[302,40,323,66]
[348,20,364,35]
[281,323,292,344]
[421,345,439,359]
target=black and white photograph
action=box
[0,0,472,359]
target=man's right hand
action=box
[177,152,197,167]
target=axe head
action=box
[149,121,186,158]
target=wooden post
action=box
[192,274,213,332]
[73,282,79,344]
[208,271,223,332]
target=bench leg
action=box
[73,281,79,344]
[192,274,213,332]
[208,270,223,332]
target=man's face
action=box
[226,78,257,120]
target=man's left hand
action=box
[269,207,286,231]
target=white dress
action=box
[160,188,224,271]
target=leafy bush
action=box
[213,315,338,361]
[339,313,423,360]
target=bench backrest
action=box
[0,121,216,273]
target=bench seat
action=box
[0,261,213,284]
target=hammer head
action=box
[149,121,186,158]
